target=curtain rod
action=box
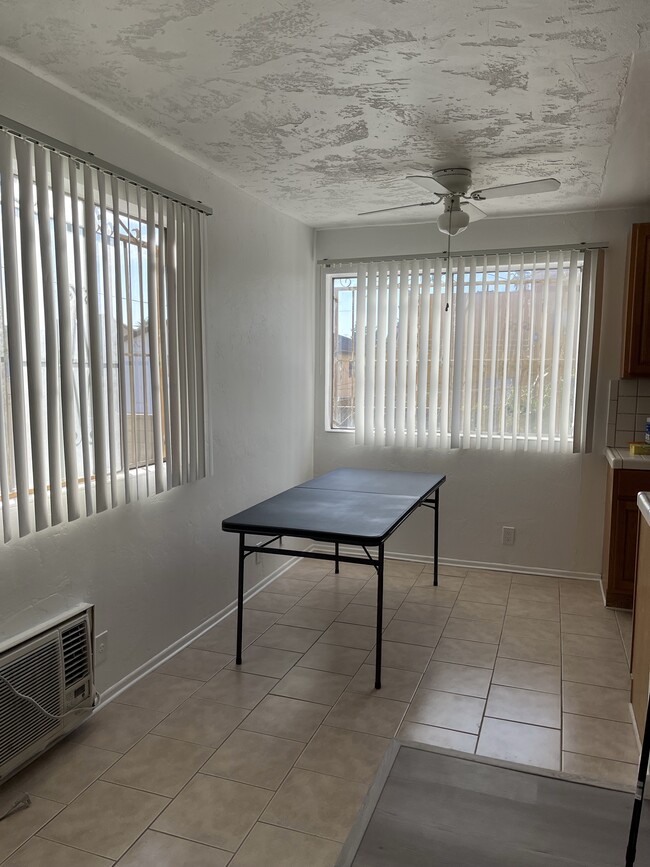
[318,241,608,266]
[0,113,213,216]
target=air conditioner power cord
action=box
[0,676,101,822]
[0,672,100,722]
[0,793,31,822]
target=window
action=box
[0,129,207,542]
[326,248,602,453]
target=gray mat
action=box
[349,747,649,866]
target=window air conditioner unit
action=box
[0,604,95,783]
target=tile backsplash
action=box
[607,379,650,448]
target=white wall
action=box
[315,207,650,578]
[0,58,315,693]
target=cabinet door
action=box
[631,519,650,733]
[603,468,648,608]
[622,222,650,377]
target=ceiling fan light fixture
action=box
[437,207,470,236]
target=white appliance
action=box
[0,604,95,782]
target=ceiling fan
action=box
[359,168,561,236]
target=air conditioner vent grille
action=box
[0,639,61,769]
[61,622,89,688]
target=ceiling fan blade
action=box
[471,178,560,200]
[406,175,451,195]
[464,202,487,221]
[358,200,439,216]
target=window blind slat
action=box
[157,196,173,489]
[135,187,150,497]
[462,257,477,447]
[547,250,566,453]
[405,261,420,448]
[573,249,603,454]
[69,162,94,515]
[51,155,80,522]
[486,255,500,447]
[123,182,141,499]
[83,165,108,511]
[166,202,181,486]
[110,175,130,504]
[439,263,452,446]
[176,205,189,485]
[193,207,206,480]
[15,139,48,530]
[523,252,537,448]
[98,173,118,506]
[498,255,512,452]
[374,263,388,447]
[474,255,488,451]
[354,263,367,445]
[364,263,378,447]
[427,257,443,449]
[384,261,399,446]
[417,259,431,448]
[536,251,552,452]
[450,257,465,449]
[146,192,164,493]
[510,252,525,451]
[560,250,581,453]
[394,260,409,447]
[34,146,63,525]
[184,208,198,483]
[0,136,18,540]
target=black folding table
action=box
[222,468,446,689]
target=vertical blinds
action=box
[0,128,207,542]
[345,248,602,453]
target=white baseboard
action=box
[98,552,304,707]
[97,544,601,711]
[437,558,601,582]
[311,543,601,582]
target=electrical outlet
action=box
[95,630,108,666]
[502,526,516,546]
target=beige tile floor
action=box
[0,560,639,866]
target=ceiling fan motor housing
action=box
[432,167,472,195]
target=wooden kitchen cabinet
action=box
[631,500,650,733]
[601,467,650,608]
[622,222,650,378]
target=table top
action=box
[222,468,445,546]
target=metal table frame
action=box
[225,475,444,690]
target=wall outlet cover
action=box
[95,630,108,666]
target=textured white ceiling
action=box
[0,0,649,227]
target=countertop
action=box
[639,492,650,527]
[605,446,650,470]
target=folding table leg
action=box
[236,533,245,665]
[335,541,340,574]
[375,542,384,689]
[433,487,439,587]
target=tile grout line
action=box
[114,561,343,866]
[473,572,509,754]
[224,562,402,862]
[8,562,638,865]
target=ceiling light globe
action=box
[438,209,470,236]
